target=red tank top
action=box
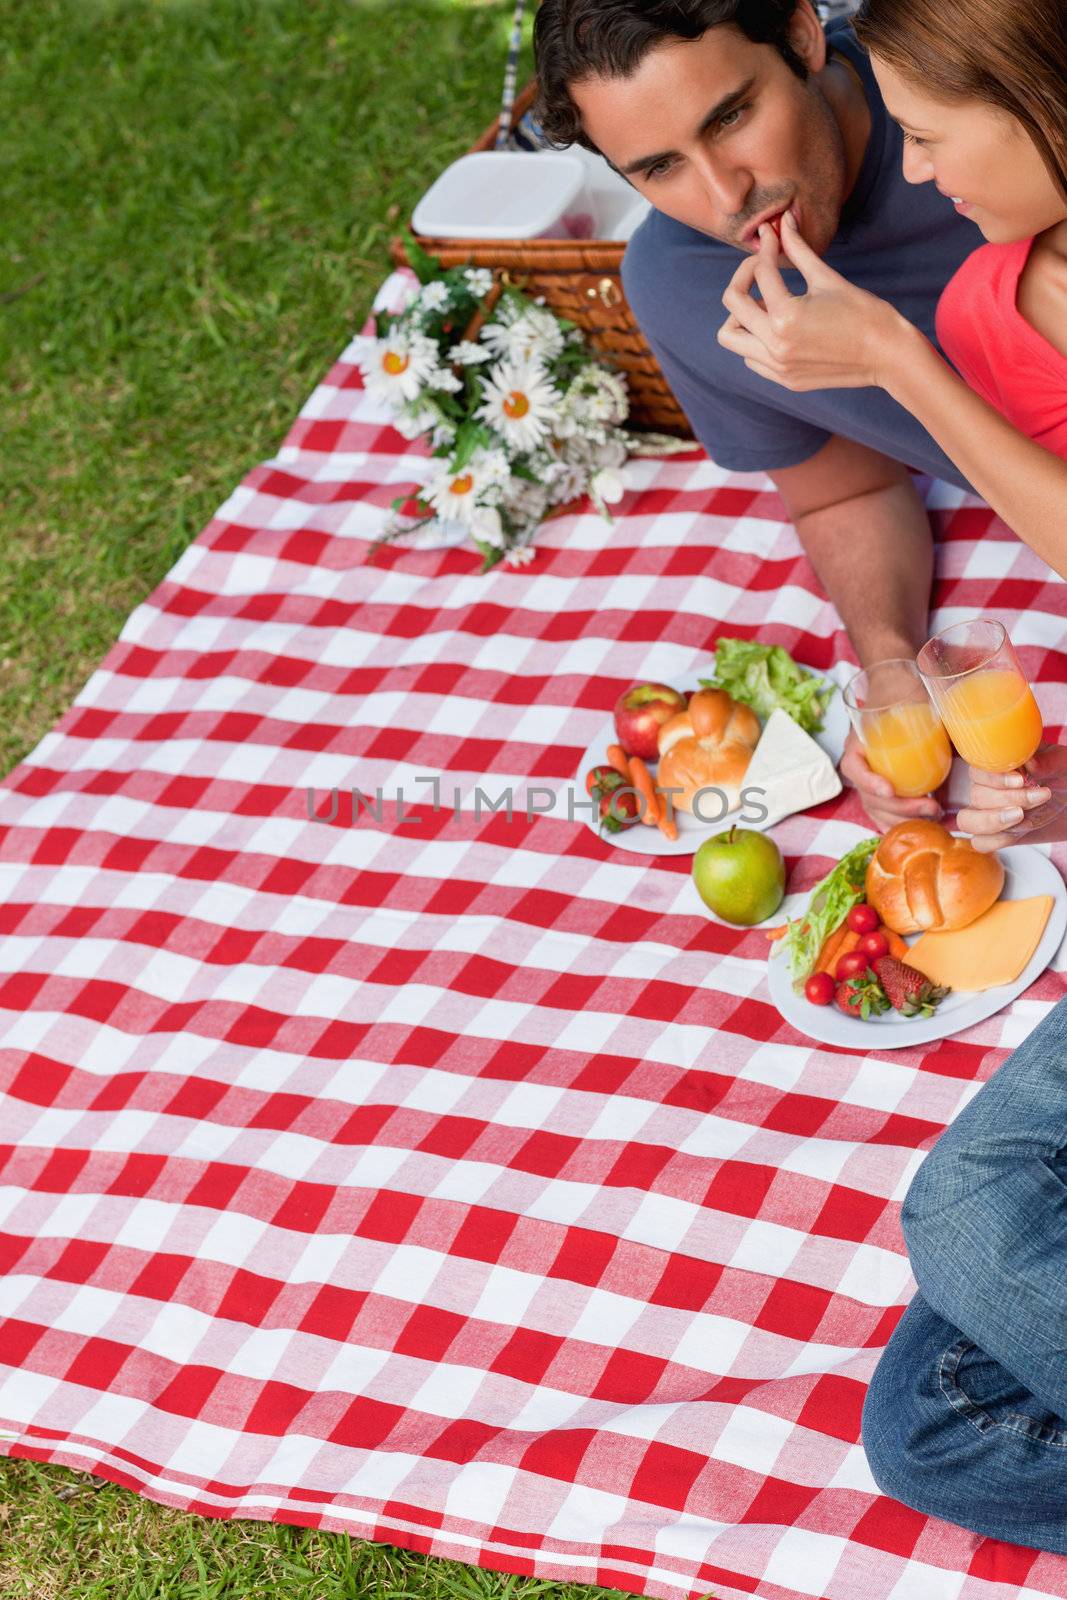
[935,236,1067,459]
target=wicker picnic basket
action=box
[391,64,692,438]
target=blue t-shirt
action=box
[622,21,981,489]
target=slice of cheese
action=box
[908,895,1054,991]
[738,706,842,828]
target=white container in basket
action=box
[412,150,588,241]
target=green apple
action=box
[692,826,785,926]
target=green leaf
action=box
[781,836,880,990]
[404,236,442,286]
[451,419,492,471]
[699,637,835,734]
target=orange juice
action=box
[860,701,953,796]
[938,667,1043,770]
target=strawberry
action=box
[872,956,951,1019]
[834,967,891,1020]
[585,765,641,834]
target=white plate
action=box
[768,840,1067,1049]
[578,680,850,857]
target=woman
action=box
[718,0,1067,579]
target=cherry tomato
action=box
[804,971,836,1006]
[857,930,889,963]
[835,950,870,982]
[847,903,880,935]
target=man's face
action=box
[572,15,849,256]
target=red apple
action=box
[613,682,687,761]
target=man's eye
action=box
[644,159,674,181]
[719,104,748,131]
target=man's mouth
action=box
[741,204,792,248]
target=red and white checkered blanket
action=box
[3,272,1067,1600]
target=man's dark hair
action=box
[534,0,808,151]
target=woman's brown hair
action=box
[852,0,1067,201]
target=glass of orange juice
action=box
[843,658,954,797]
[916,619,1043,772]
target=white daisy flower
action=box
[429,368,463,394]
[394,404,438,441]
[423,463,488,526]
[488,305,565,365]
[566,366,629,427]
[479,298,523,354]
[451,340,493,366]
[504,544,536,567]
[464,267,495,299]
[477,359,561,452]
[359,330,438,405]
[418,281,450,312]
[478,448,512,485]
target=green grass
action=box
[0,0,534,779]
[0,3,636,1597]
[1,1457,632,1600]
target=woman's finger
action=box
[722,254,775,337]
[968,766,1017,790]
[752,225,794,313]
[968,830,1020,854]
[969,779,1053,812]
[956,801,1031,837]
[723,253,760,302]
[717,318,770,362]
[721,285,772,340]
[779,209,834,285]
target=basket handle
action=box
[495,0,530,148]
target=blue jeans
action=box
[862,995,1067,1550]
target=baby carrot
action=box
[882,927,910,961]
[605,743,632,780]
[814,920,850,975]
[658,809,679,843]
[628,755,660,827]
[832,929,863,966]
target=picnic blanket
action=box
[3,269,1067,1600]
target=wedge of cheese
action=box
[907,895,1054,991]
[738,707,842,828]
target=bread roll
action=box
[656,688,761,814]
[866,819,1004,935]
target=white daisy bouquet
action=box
[358,246,659,572]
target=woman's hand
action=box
[717,211,914,392]
[956,744,1067,851]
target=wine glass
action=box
[916,619,1042,772]
[843,657,953,797]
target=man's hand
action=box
[840,727,944,833]
[956,744,1067,851]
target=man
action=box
[533,0,983,832]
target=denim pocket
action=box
[940,1338,1067,1446]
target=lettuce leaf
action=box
[781,837,879,990]
[700,638,834,734]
